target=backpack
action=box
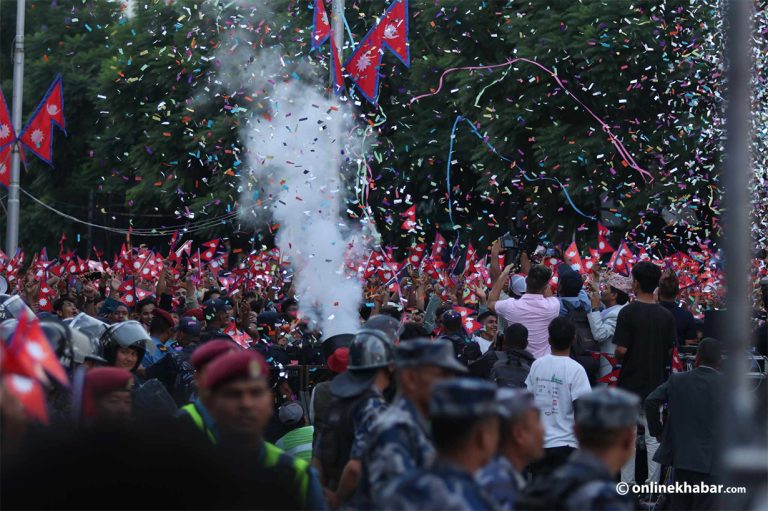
[316,388,377,491]
[562,301,599,353]
[515,469,595,511]
[489,352,531,388]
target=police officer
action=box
[388,379,507,511]
[142,308,178,367]
[516,387,640,511]
[314,328,394,508]
[358,338,466,509]
[178,339,239,442]
[201,350,326,509]
[476,389,545,510]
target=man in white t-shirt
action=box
[525,316,591,480]
[489,264,560,359]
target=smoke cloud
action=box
[234,58,370,337]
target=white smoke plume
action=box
[200,0,376,336]
[236,57,371,337]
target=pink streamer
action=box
[409,57,654,183]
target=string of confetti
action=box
[411,57,654,183]
[445,115,597,227]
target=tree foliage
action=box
[0,0,722,257]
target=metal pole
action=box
[329,0,345,91]
[6,0,25,256]
[721,0,767,507]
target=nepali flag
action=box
[431,232,447,262]
[0,85,16,152]
[37,277,57,313]
[380,0,410,67]
[0,144,11,188]
[597,223,615,254]
[7,309,69,386]
[564,241,584,273]
[18,75,65,165]
[312,0,330,48]
[400,205,416,231]
[200,239,220,261]
[406,244,426,266]
[452,306,482,334]
[0,86,15,188]
[583,248,600,273]
[345,25,384,104]
[609,242,633,275]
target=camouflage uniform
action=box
[348,387,388,460]
[358,338,468,509]
[546,450,634,511]
[358,395,435,508]
[476,455,524,511]
[476,388,538,510]
[388,379,507,511]
[516,387,640,511]
[388,461,500,511]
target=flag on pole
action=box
[0,86,16,152]
[18,75,66,165]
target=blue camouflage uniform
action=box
[389,461,501,511]
[358,339,468,509]
[476,388,538,510]
[516,387,640,511]
[547,450,634,511]
[388,379,507,511]
[476,455,525,511]
[358,395,435,508]
[349,387,388,460]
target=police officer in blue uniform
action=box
[357,338,467,509]
[314,328,394,508]
[516,387,640,511]
[476,389,545,510]
[388,378,508,511]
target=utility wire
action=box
[19,187,244,237]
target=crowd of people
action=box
[1,237,766,510]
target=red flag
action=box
[312,0,330,48]
[564,242,584,273]
[609,242,633,275]
[464,243,477,273]
[583,248,600,273]
[18,75,65,165]
[597,223,614,254]
[0,86,16,152]
[38,279,56,313]
[452,306,482,334]
[3,374,49,424]
[0,144,10,188]
[400,205,416,230]
[200,239,220,261]
[431,232,447,261]
[380,0,410,67]
[345,26,384,104]
[9,310,69,386]
[406,244,426,266]
[671,347,684,373]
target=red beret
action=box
[203,351,269,391]
[84,367,133,418]
[183,308,204,321]
[190,340,239,371]
[153,307,175,327]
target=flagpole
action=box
[330,0,344,91]
[6,0,26,255]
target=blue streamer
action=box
[445,115,596,227]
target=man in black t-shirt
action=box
[657,271,698,345]
[613,261,676,487]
